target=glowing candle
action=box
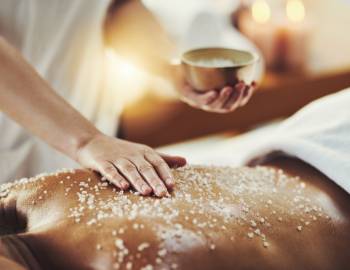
[286,0,305,23]
[239,0,310,72]
[251,0,271,24]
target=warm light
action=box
[104,48,149,106]
[286,0,305,23]
[252,0,271,24]
[105,49,142,81]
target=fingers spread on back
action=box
[145,152,175,190]
[113,158,152,196]
[98,161,129,190]
[131,157,168,197]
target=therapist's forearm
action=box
[0,36,186,197]
[0,36,101,160]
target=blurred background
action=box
[105,0,350,150]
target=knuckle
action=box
[115,158,126,165]
[102,164,115,174]
[135,179,146,187]
[109,172,121,180]
[138,164,154,173]
[143,147,154,155]
[123,163,136,172]
[152,159,165,167]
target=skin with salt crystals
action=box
[0,165,330,269]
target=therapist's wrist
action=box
[71,129,103,162]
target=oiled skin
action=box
[0,158,349,270]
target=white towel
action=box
[240,88,350,194]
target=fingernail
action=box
[121,181,129,190]
[141,184,151,194]
[156,185,166,196]
[165,178,174,187]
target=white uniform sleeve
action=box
[241,88,350,194]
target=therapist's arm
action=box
[0,36,186,197]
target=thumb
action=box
[159,153,187,168]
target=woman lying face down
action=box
[0,158,349,270]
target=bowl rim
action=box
[181,47,259,68]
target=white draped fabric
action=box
[0,0,115,182]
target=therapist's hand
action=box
[179,81,256,114]
[76,134,186,197]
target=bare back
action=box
[1,159,349,270]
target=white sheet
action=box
[240,88,350,194]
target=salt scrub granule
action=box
[254,229,261,236]
[250,220,257,227]
[141,265,153,270]
[115,239,125,249]
[0,186,10,198]
[138,242,150,252]
[158,249,167,257]
[2,165,330,268]
[126,262,133,270]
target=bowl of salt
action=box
[181,47,259,92]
